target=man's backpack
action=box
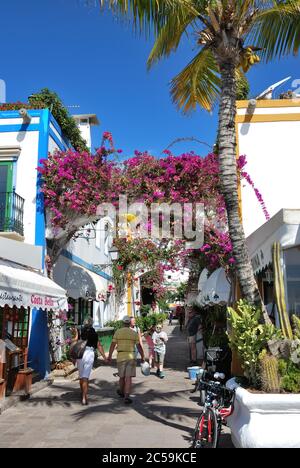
[69,339,87,360]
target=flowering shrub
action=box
[0,101,46,111]
[238,155,270,220]
[112,237,185,300]
[199,227,235,272]
[38,133,268,276]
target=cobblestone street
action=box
[0,323,233,448]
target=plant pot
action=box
[226,378,300,448]
[12,368,33,395]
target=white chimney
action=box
[73,114,100,150]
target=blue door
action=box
[28,308,50,379]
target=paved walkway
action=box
[0,323,233,448]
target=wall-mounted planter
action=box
[226,378,300,448]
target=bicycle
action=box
[191,370,235,449]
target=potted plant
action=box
[226,300,300,448]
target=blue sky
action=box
[1,0,300,157]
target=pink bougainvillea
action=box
[38,133,269,278]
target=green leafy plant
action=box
[278,359,300,393]
[227,300,282,387]
[140,304,152,317]
[29,88,88,151]
[105,313,167,333]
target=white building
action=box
[0,105,114,336]
[236,98,300,237]
[73,114,100,151]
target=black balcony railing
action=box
[0,191,25,236]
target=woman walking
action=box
[77,318,107,405]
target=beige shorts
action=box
[117,359,136,378]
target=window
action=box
[67,299,93,326]
[0,305,30,348]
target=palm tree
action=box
[101,0,300,309]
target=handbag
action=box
[69,339,87,360]
[140,361,150,377]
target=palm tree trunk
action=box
[217,61,263,310]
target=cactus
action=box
[259,350,280,393]
[292,315,300,340]
[272,242,293,340]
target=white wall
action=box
[0,127,40,244]
[66,220,112,268]
[77,123,91,150]
[238,112,300,236]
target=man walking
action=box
[186,307,204,366]
[108,316,145,404]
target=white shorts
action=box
[77,347,95,379]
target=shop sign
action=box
[0,289,66,310]
[31,295,56,308]
[0,291,23,304]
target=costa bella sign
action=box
[0,290,67,311]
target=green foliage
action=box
[103,1,300,113]
[236,73,250,100]
[105,313,167,333]
[140,304,152,317]
[201,305,228,349]
[227,300,282,387]
[157,298,170,313]
[278,359,300,393]
[105,319,123,332]
[136,313,167,332]
[169,282,188,302]
[29,88,88,151]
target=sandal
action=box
[124,397,133,404]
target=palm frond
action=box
[170,48,220,113]
[147,7,198,68]
[100,0,201,35]
[251,0,300,61]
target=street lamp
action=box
[109,246,119,262]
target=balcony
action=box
[0,191,25,239]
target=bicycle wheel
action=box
[192,407,218,449]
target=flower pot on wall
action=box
[226,379,300,448]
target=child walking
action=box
[152,324,168,379]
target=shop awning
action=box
[195,269,209,306]
[54,255,108,301]
[247,209,300,274]
[0,260,68,310]
[196,268,231,306]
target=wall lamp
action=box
[19,108,32,123]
